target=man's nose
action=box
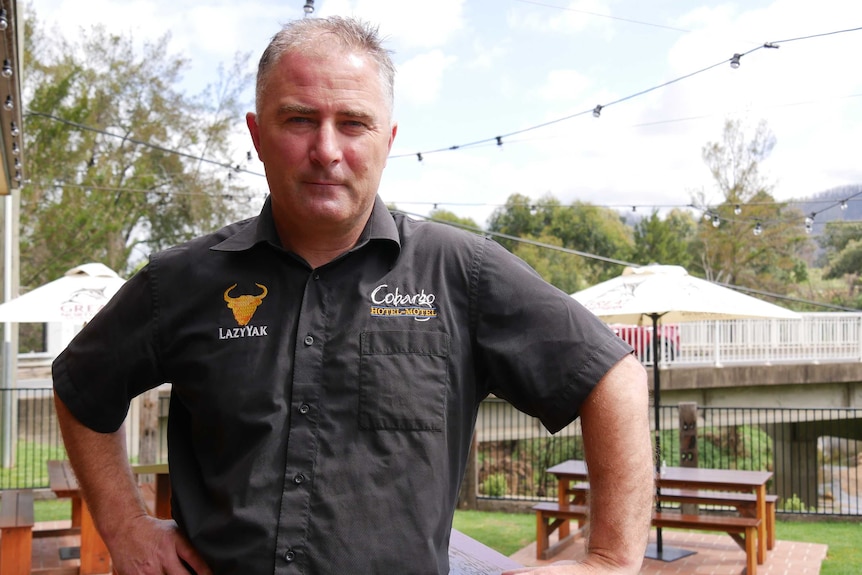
[309,123,342,166]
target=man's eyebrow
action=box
[277,104,316,116]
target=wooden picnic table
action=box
[546,460,773,566]
[130,462,171,520]
[46,460,112,575]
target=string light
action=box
[712,214,721,228]
[390,25,862,162]
[0,9,7,31]
[416,152,423,162]
[840,200,848,210]
[734,204,742,215]
[3,95,11,111]
[496,136,503,147]
[9,121,18,136]
[753,222,763,236]
[303,1,314,16]
[1,59,11,78]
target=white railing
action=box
[642,312,862,367]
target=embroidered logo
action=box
[223,282,268,328]
[369,284,438,322]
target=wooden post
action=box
[678,402,698,515]
[138,388,160,485]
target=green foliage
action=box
[427,208,481,230]
[487,193,633,290]
[658,425,772,472]
[21,13,255,288]
[694,119,812,296]
[480,473,509,497]
[780,493,809,513]
[631,209,697,268]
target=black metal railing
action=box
[3,388,860,517]
[0,387,169,490]
[474,398,862,517]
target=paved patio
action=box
[510,528,828,574]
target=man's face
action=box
[247,47,397,240]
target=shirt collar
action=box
[211,195,401,257]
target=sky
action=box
[23,0,862,230]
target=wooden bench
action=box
[532,502,589,560]
[569,482,778,550]
[0,489,34,575]
[652,511,760,575]
[658,488,777,550]
[46,460,112,574]
[533,501,761,575]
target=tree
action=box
[427,209,481,231]
[820,221,862,305]
[693,119,810,293]
[631,209,697,268]
[488,193,633,289]
[20,16,256,289]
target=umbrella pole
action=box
[643,313,695,562]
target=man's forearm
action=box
[579,354,654,573]
[54,393,150,545]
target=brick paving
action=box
[29,521,828,574]
[510,528,828,574]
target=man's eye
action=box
[287,117,313,124]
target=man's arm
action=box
[54,393,212,575]
[504,353,654,574]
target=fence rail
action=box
[3,388,860,518]
[630,312,862,367]
[475,398,862,517]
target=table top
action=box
[130,462,169,474]
[547,459,772,489]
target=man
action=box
[53,16,653,575]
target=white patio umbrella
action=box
[571,264,800,560]
[0,262,125,324]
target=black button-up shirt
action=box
[53,196,632,574]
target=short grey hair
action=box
[255,16,396,116]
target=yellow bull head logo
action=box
[224,283,268,326]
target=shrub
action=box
[480,473,508,497]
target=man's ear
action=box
[246,112,262,159]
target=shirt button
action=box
[284,549,296,562]
[313,273,320,280]
[303,335,314,346]
[294,473,305,484]
[299,404,310,415]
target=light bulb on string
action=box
[734,204,741,216]
[3,95,12,111]
[840,200,848,210]
[416,152,423,163]
[712,215,720,228]
[10,122,19,137]
[496,136,503,150]
[1,60,12,78]
[703,211,711,221]
[753,222,762,236]
[592,105,602,118]
[0,9,7,31]
[730,54,742,69]
[303,1,314,16]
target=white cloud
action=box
[395,50,457,107]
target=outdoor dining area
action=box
[0,460,170,575]
[506,458,830,574]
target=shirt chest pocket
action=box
[358,330,450,431]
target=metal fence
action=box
[3,387,861,518]
[474,398,862,517]
[0,386,168,489]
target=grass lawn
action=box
[453,509,861,574]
